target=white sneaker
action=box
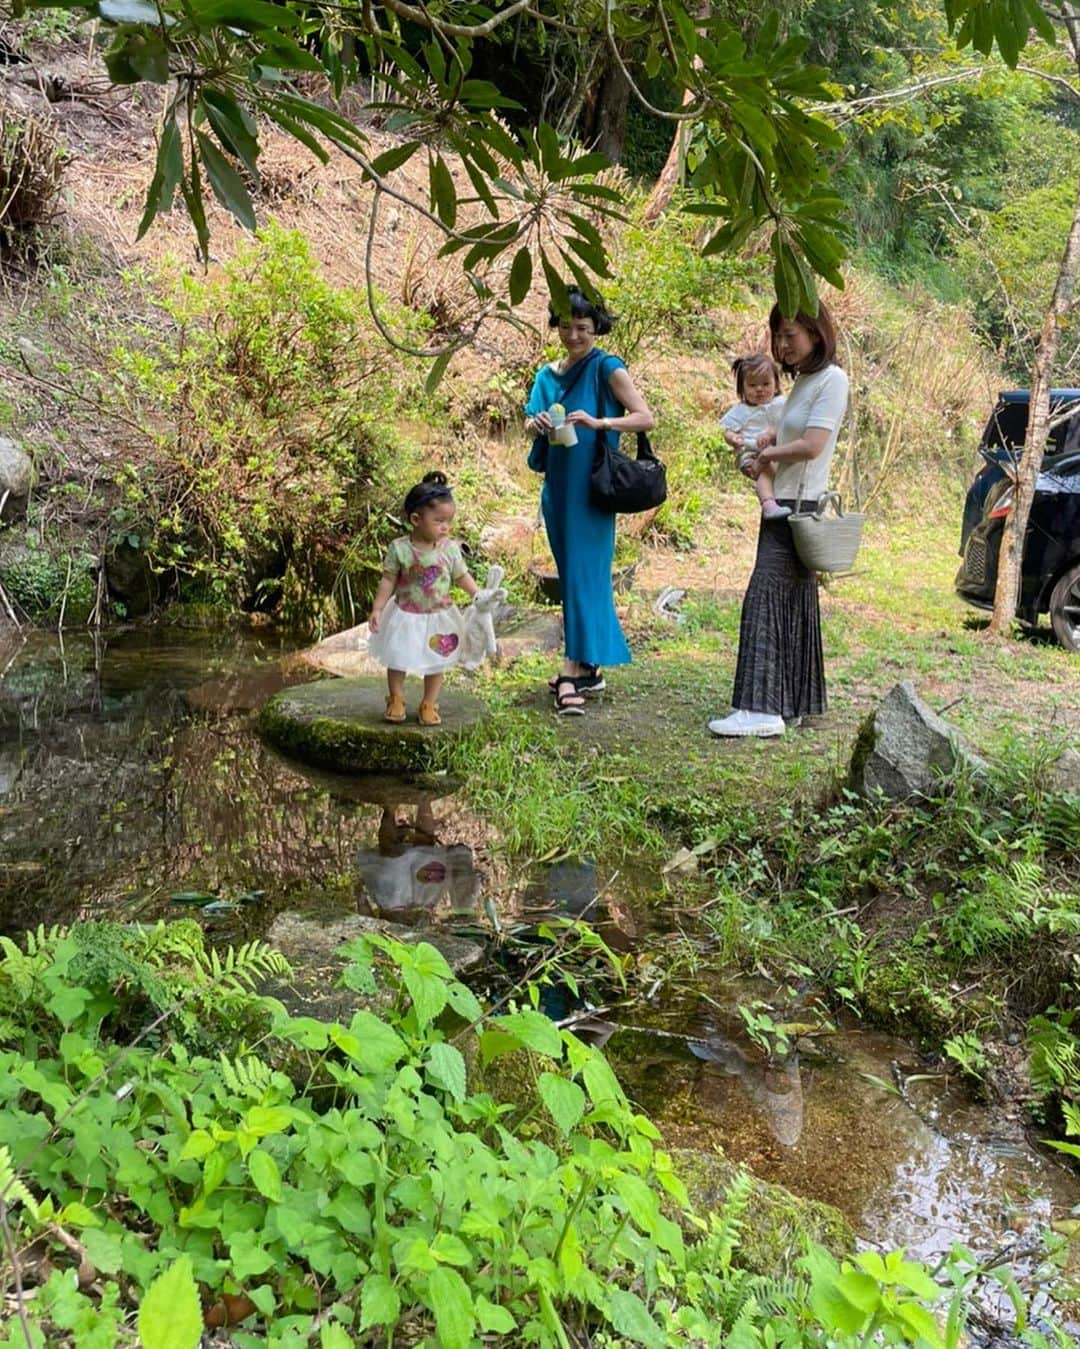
[708,709,786,738]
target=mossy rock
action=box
[670,1146,855,1273]
[258,676,487,774]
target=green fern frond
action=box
[0,1145,38,1220]
[219,1053,273,1100]
[708,1167,753,1271]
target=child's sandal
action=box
[384,693,407,723]
[418,700,441,726]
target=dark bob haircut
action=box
[548,285,615,337]
[731,353,781,400]
[768,302,838,375]
[403,470,453,518]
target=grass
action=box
[454,503,1076,864]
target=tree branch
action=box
[602,0,704,123]
[377,0,533,40]
[818,66,989,119]
[1016,63,1080,99]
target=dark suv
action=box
[956,389,1080,650]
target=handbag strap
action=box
[556,347,599,405]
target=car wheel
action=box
[1049,561,1080,651]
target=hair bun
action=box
[422,470,449,487]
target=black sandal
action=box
[553,677,586,716]
[548,664,604,694]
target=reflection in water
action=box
[356,802,480,919]
[612,1015,1080,1282]
[689,1037,804,1147]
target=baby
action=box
[720,354,788,519]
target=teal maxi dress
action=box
[526,348,632,668]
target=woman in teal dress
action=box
[525,288,656,714]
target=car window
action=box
[1036,457,1080,493]
[1057,405,1080,455]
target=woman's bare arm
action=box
[566,366,656,432]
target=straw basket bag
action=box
[788,489,866,573]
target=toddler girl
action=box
[720,354,788,519]
[368,471,478,726]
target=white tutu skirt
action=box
[367,599,465,674]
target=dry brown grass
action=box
[0,96,66,250]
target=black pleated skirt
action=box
[731,501,826,720]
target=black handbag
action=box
[590,429,668,514]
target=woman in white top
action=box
[709,302,849,738]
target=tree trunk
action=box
[641,0,708,223]
[591,60,631,163]
[989,173,1080,634]
[641,108,690,224]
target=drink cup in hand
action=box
[548,402,578,446]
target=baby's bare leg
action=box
[755,464,778,505]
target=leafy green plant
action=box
[108,224,424,625]
[943,1030,990,1083]
[0,919,1071,1346]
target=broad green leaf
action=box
[581,1051,626,1110]
[424,352,450,396]
[202,1147,229,1198]
[243,1105,293,1137]
[613,1172,659,1235]
[427,1265,475,1349]
[200,88,259,176]
[320,1324,352,1349]
[426,1042,467,1102]
[98,0,160,21]
[538,1072,585,1134]
[401,966,447,1028]
[58,1201,100,1228]
[194,0,305,31]
[430,1231,473,1266]
[182,156,211,262]
[196,130,256,230]
[430,155,458,228]
[607,1289,665,1347]
[180,1129,215,1161]
[446,980,483,1022]
[248,1147,282,1202]
[371,141,421,177]
[81,1227,124,1275]
[508,246,533,306]
[540,248,570,321]
[340,1010,405,1069]
[479,1028,520,1065]
[137,1254,202,1349]
[495,1009,562,1058]
[476,1295,515,1333]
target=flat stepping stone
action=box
[264,908,485,1024]
[258,676,487,774]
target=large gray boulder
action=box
[850,680,986,801]
[1049,747,1080,795]
[0,437,32,521]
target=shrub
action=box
[0,920,1057,1347]
[108,224,428,626]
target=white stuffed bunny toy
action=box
[459,564,507,670]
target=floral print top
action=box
[381,537,467,613]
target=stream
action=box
[2,628,1078,1329]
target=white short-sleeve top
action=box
[772,364,849,501]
